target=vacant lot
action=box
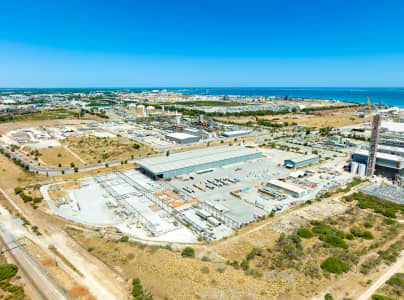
[22,146,83,167]
[216,112,369,128]
[0,119,92,135]
[61,136,159,165]
[67,228,288,300]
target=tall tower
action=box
[366,114,381,177]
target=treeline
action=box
[178,100,247,107]
[82,109,109,119]
[0,148,30,171]
[161,105,291,117]
[303,104,367,113]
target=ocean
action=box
[179,87,404,108]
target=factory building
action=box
[222,130,250,138]
[138,146,262,179]
[183,128,201,137]
[352,149,404,179]
[165,132,200,144]
[284,154,319,169]
[375,145,404,158]
[267,179,307,198]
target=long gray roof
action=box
[288,154,319,163]
[137,146,261,174]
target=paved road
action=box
[357,251,404,300]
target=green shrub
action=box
[297,228,313,239]
[371,295,395,300]
[320,235,348,249]
[0,264,18,281]
[386,273,404,288]
[241,259,249,271]
[364,222,373,228]
[361,231,374,240]
[181,247,195,258]
[14,187,23,195]
[383,218,396,225]
[320,257,349,274]
[120,236,129,242]
[345,233,354,240]
[325,293,333,300]
[246,248,263,260]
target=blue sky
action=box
[1,0,404,87]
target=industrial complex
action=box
[137,146,262,179]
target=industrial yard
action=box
[0,88,403,300]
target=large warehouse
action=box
[284,154,319,169]
[165,132,200,144]
[267,179,307,198]
[352,149,404,179]
[137,146,262,179]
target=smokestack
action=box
[366,114,381,177]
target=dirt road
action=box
[357,251,404,300]
[0,186,128,300]
[0,208,67,299]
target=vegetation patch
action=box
[320,257,349,274]
[297,228,314,238]
[344,192,404,219]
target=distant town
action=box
[0,88,403,300]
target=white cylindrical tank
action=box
[358,163,366,177]
[351,162,359,175]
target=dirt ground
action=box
[66,228,287,300]
[23,146,84,167]
[61,136,159,165]
[216,112,370,128]
[0,119,94,135]
[0,155,47,188]
[25,238,95,300]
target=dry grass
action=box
[61,136,159,165]
[216,112,370,128]
[67,229,287,300]
[0,154,47,188]
[32,146,83,167]
[281,114,370,128]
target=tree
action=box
[321,257,349,274]
[324,293,333,300]
[166,151,170,157]
[0,264,18,281]
[181,247,195,258]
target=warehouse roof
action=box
[268,179,306,194]
[166,132,198,140]
[287,154,319,164]
[222,130,250,136]
[137,146,261,174]
[354,149,404,162]
[381,121,404,133]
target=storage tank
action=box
[358,163,366,177]
[351,162,359,175]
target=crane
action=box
[367,97,373,124]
